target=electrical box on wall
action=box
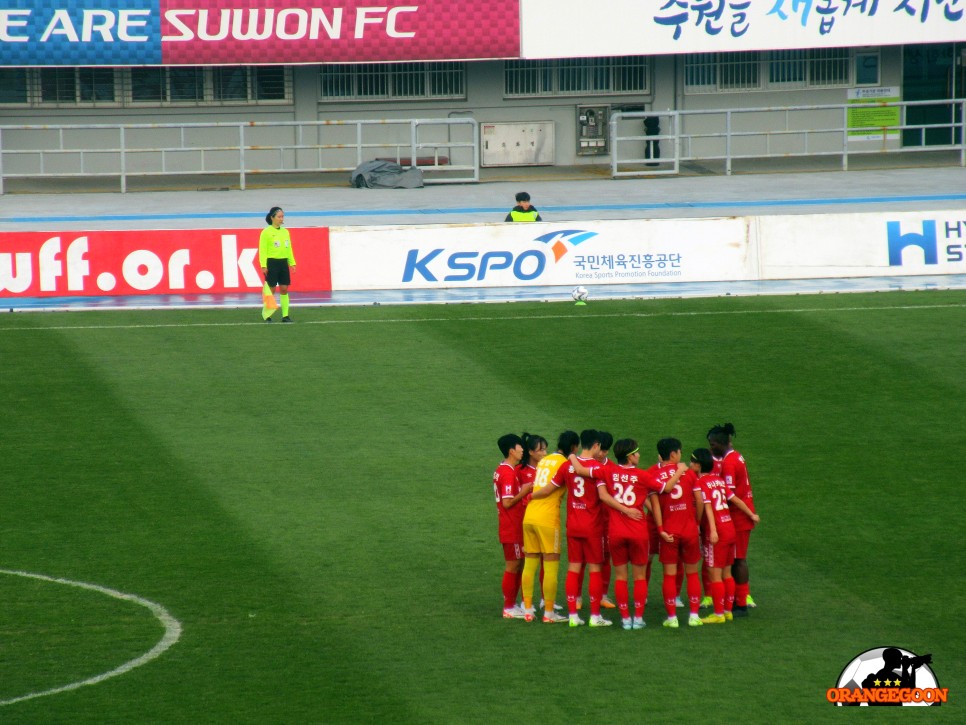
[577,105,610,155]
[481,122,555,167]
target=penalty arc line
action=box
[0,302,964,333]
[0,569,182,708]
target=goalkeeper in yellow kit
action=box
[520,430,579,623]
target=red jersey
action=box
[644,461,681,529]
[657,466,701,539]
[711,454,724,476]
[698,472,736,543]
[721,448,756,532]
[552,455,603,538]
[493,462,525,544]
[517,464,536,506]
[596,463,666,540]
[594,459,615,533]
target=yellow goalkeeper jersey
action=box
[523,452,567,529]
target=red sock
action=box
[502,571,517,609]
[577,564,586,601]
[702,562,712,599]
[566,571,580,615]
[687,572,701,615]
[589,571,602,616]
[615,579,630,619]
[735,582,749,607]
[662,574,677,617]
[676,567,685,597]
[724,577,735,613]
[712,580,725,616]
[601,561,612,599]
[633,579,648,618]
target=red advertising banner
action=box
[0,227,331,299]
[160,0,520,65]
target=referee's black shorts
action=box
[265,258,291,287]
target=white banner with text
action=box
[520,0,966,58]
[329,210,966,292]
[758,211,966,279]
[329,218,757,290]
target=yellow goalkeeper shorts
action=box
[523,523,560,555]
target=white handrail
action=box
[0,117,480,193]
[611,99,966,178]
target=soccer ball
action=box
[571,286,589,302]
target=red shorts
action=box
[502,543,523,561]
[734,529,751,559]
[567,534,604,565]
[703,535,735,569]
[659,531,701,566]
[609,535,649,567]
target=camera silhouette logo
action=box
[828,647,947,706]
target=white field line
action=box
[0,303,963,333]
[0,569,182,707]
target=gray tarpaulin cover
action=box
[350,160,424,189]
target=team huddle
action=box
[492,426,759,629]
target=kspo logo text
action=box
[402,248,546,282]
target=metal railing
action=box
[3,101,964,192]
[0,117,480,194]
[611,99,966,177]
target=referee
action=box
[259,206,296,322]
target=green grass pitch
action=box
[0,289,963,722]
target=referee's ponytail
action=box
[266,206,283,225]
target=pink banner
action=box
[0,228,331,298]
[160,0,520,65]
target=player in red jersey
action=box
[594,431,617,611]
[692,448,759,624]
[571,432,615,613]
[533,429,638,627]
[709,422,757,615]
[700,426,725,609]
[516,432,547,504]
[644,444,690,605]
[571,438,671,630]
[653,437,705,628]
[493,433,532,619]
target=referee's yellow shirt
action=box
[259,226,296,267]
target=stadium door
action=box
[902,43,964,146]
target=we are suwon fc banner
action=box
[0,0,520,67]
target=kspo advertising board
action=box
[521,0,966,58]
[0,227,331,298]
[329,218,756,291]
[0,0,519,66]
[758,211,966,279]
